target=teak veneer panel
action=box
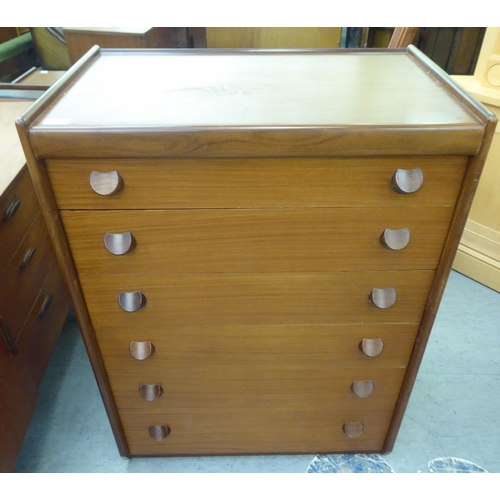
[80,271,435,327]
[63,207,454,274]
[47,157,467,209]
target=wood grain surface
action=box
[80,271,435,327]
[62,207,454,274]
[46,157,467,209]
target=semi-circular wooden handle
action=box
[19,247,36,269]
[2,200,21,222]
[380,228,410,250]
[130,341,155,360]
[351,380,374,398]
[118,291,146,312]
[369,288,396,309]
[139,384,164,401]
[104,232,135,255]
[149,425,171,441]
[90,171,123,196]
[38,295,53,317]
[342,422,364,438]
[359,338,384,357]
[390,168,424,194]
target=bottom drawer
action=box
[120,407,395,456]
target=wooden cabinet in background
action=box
[206,28,341,49]
[0,100,70,472]
[452,28,500,292]
[63,28,207,64]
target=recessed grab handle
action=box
[149,425,171,441]
[130,341,155,360]
[90,171,123,196]
[343,422,364,438]
[118,291,146,312]
[380,228,410,251]
[390,168,424,194]
[351,380,374,398]
[104,232,135,255]
[359,338,384,357]
[139,384,164,401]
[369,288,396,309]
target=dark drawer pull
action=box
[0,316,18,355]
[139,384,164,401]
[19,247,37,269]
[104,232,135,255]
[342,422,364,438]
[130,341,155,360]
[380,228,410,251]
[90,171,123,196]
[118,291,146,312]
[149,425,171,442]
[38,295,53,317]
[351,380,374,398]
[390,168,424,194]
[359,338,384,357]
[369,288,396,309]
[2,200,21,222]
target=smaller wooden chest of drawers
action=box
[1,98,70,471]
[17,46,497,458]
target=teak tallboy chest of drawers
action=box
[17,46,496,458]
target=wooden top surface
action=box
[24,48,494,158]
[34,51,476,129]
[0,99,33,193]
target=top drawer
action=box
[46,156,467,210]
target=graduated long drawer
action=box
[106,365,407,412]
[95,323,418,371]
[80,271,435,326]
[46,156,467,209]
[62,207,454,274]
[120,407,395,455]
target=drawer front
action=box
[120,407,395,455]
[63,207,454,275]
[18,261,70,387]
[1,214,55,340]
[0,168,40,272]
[95,323,418,372]
[46,156,467,209]
[106,366,407,413]
[81,271,435,327]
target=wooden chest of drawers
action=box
[1,100,70,472]
[17,46,496,458]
